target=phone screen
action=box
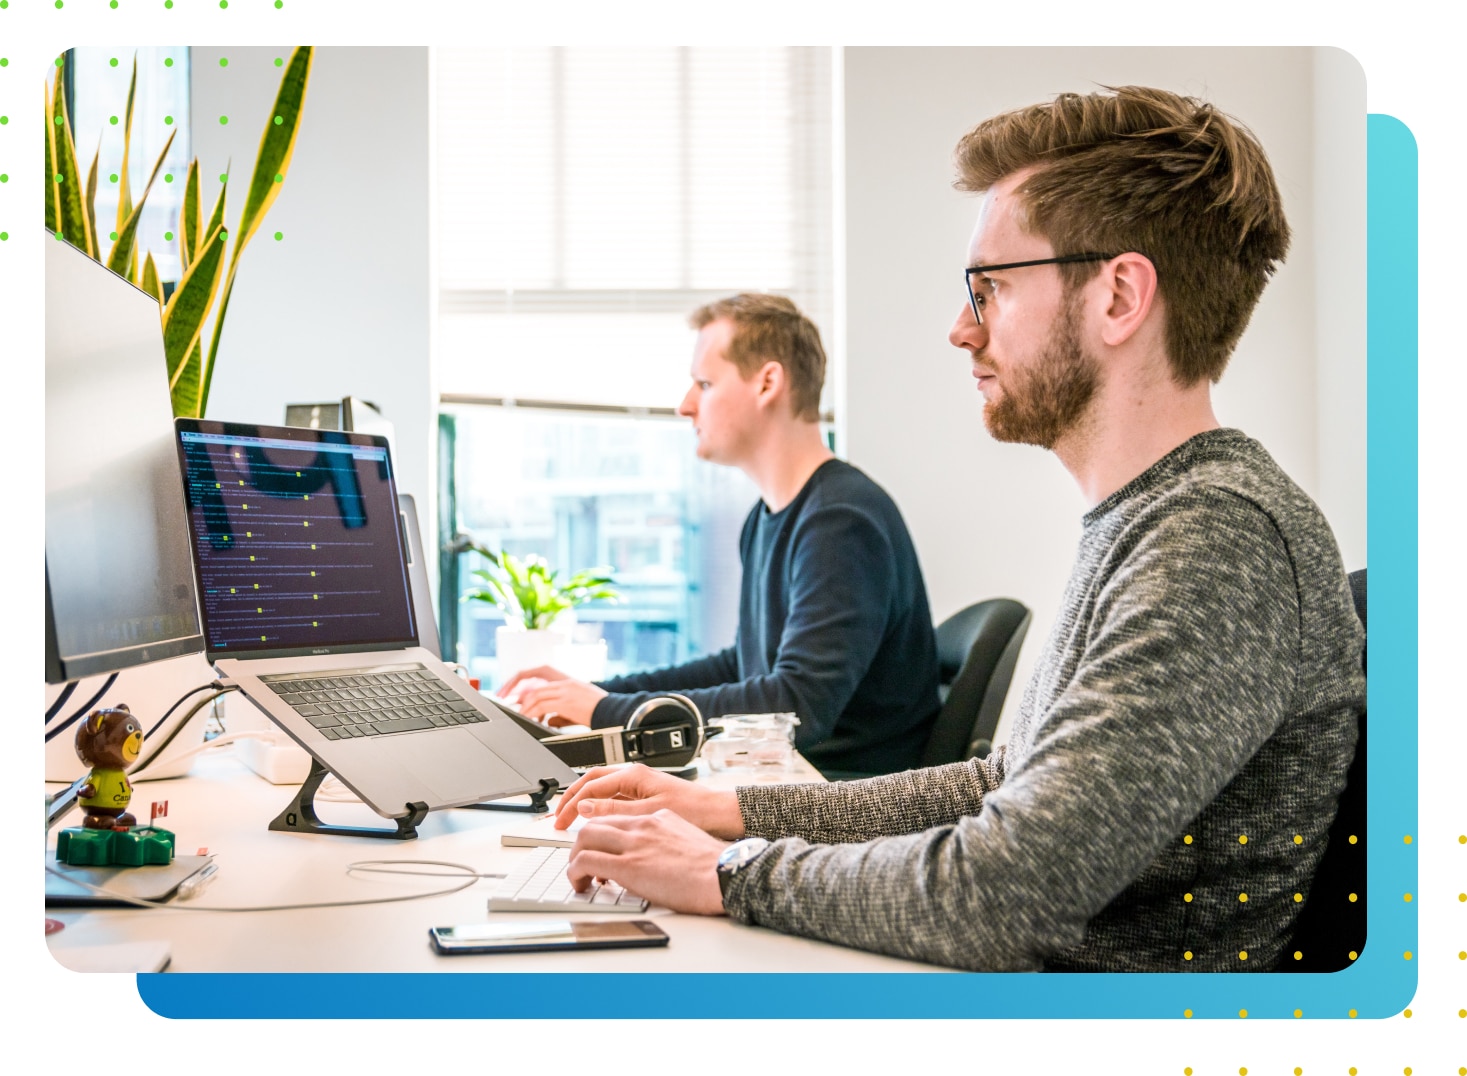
[430,919,668,954]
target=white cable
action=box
[45,858,499,913]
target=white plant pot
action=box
[495,625,569,687]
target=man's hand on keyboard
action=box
[567,809,728,916]
[554,764,746,840]
[500,666,605,727]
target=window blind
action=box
[435,47,834,410]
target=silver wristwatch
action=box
[716,837,772,899]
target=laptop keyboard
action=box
[262,663,488,740]
[488,847,649,913]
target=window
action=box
[434,47,834,685]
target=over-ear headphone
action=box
[625,693,706,760]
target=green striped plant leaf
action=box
[49,57,94,257]
[199,46,313,417]
[44,80,57,234]
[116,56,136,245]
[141,252,163,305]
[84,143,100,260]
[106,128,176,278]
[181,159,201,271]
[162,221,227,416]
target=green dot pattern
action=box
[165,116,174,125]
[0,117,9,126]
[165,58,174,67]
[220,58,229,68]
[165,173,173,183]
[220,116,229,125]
[219,173,228,183]
[110,173,118,183]
[275,58,284,67]
[274,231,283,241]
[110,116,119,125]
[110,231,118,241]
[164,231,174,241]
[0,59,7,67]
[274,115,283,125]
[165,0,172,7]
[109,58,119,67]
[0,234,8,242]
[0,174,7,183]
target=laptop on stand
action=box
[173,419,577,837]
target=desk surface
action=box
[46,748,951,974]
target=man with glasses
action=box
[543,86,1365,972]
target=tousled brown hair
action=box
[689,293,826,421]
[954,85,1291,384]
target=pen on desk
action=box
[176,862,219,900]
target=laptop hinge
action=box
[268,757,428,840]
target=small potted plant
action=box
[463,544,621,683]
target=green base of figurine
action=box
[55,825,175,867]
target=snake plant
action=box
[45,47,313,418]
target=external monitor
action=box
[45,235,204,684]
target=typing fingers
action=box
[553,768,636,827]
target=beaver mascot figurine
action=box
[74,704,144,829]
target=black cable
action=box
[45,681,78,722]
[130,686,239,775]
[44,673,119,743]
[142,682,225,741]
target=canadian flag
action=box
[151,801,169,823]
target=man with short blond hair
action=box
[547,87,1364,973]
[504,293,941,778]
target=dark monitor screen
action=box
[174,420,418,660]
[45,237,204,684]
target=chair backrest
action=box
[920,598,1032,768]
[1284,567,1366,971]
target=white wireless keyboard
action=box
[488,846,649,913]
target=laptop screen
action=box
[175,420,418,660]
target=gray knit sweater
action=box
[722,430,1364,972]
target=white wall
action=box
[842,48,1366,746]
[191,47,433,512]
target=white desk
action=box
[46,748,952,974]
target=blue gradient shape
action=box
[136,114,1418,1021]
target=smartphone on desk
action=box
[430,919,669,955]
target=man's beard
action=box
[982,294,1099,450]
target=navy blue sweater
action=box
[590,459,941,776]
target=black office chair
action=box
[1283,567,1366,972]
[919,598,1032,767]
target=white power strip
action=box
[234,735,312,785]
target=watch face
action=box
[720,837,771,874]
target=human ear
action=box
[1099,252,1159,348]
[754,360,784,409]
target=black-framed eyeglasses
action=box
[964,253,1117,325]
